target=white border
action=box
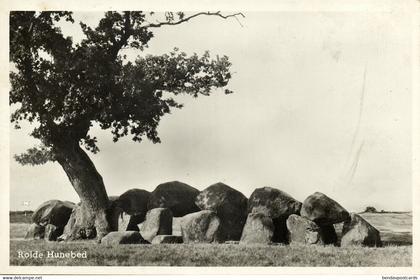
[0,0,419,275]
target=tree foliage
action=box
[364,206,377,213]
[10,11,241,162]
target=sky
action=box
[10,11,413,212]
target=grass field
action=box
[9,212,412,266]
[10,240,411,266]
[9,211,33,224]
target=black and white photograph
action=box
[2,0,419,274]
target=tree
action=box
[364,206,377,213]
[10,11,244,240]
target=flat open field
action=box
[334,212,412,246]
[9,212,412,266]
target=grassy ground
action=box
[10,240,411,266]
[9,211,33,224]
[9,212,412,266]
[10,223,30,239]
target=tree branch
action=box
[14,145,56,166]
[144,11,245,28]
[110,12,132,57]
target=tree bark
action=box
[54,141,111,241]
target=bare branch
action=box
[144,11,245,28]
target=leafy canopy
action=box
[10,11,241,165]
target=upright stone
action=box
[107,196,121,231]
[140,208,173,242]
[248,187,302,243]
[44,224,62,241]
[240,213,274,245]
[172,217,182,236]
[300,192,350,226]
[180,210,221,243]
[118,212,132,231]
[286,214,324,245]
[195,182,248,241]
[341,213,382,247]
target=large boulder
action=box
[341,213,382,247]
[195,182,248,241]
[300,192,350,226]
[240,213,274,245]
[116,189,151,216]
[286,214,324,245]
[152,235,183,244]
[101,231,149,245]
[180,210,221,243]
[248,187,301,243]
[115,189,151,227]
[248,187,302,218]
[24,223,45,240]
[140,208,173,242]
[32,200,75,228]
[148,181,200,217]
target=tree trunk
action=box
[54,141,111,241]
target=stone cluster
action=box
[26,181,382,247]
